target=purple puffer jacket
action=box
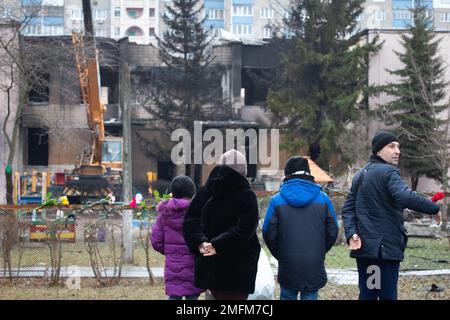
[151,198,204,297]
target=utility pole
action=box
[120,62,133,263]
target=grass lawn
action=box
[318,275,450,300]
[2,242,165,268]
[0,278,170,300]
[1,275,448,300]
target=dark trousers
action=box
[209,289,248,300]
[356,256,400,300]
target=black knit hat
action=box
[284,156,311,176]
[171,176,196,199]
[371,131,399,155]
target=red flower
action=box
[431,192,445,203]
[129,197,137,208]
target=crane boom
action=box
[65,0,123,199]
[72,0,105,166]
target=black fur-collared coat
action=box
[183,165,261,294]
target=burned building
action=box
[20,36,120,177]
[1,29,282,202]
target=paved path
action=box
[2,267,449,286]
[0,266,163,278]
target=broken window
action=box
[27,128,49,166]
[241,68,271,105]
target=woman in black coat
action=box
[183,149,261,300]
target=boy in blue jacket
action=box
[263,156,338,300]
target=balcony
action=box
[126,26,144,37]
[126,8,144,19]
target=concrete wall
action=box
[120,40,160,67]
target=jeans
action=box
[280,285,318,300]
[168,294,200,300]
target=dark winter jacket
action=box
[341,155,440,261]
[151,198,204,297]
[183,165,261,294]
[262,177,339,292]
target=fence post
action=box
[120,62,133,263]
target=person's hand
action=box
[202,243,217,256]
[198,242,209,254]
[348,234,362,251]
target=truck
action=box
[64,0,123,200]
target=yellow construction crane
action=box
[64,0,122,199]
[72,31,106,170]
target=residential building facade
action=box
[21,0,65,36]
[357,0,450,31]
[65,0,111,37]
[3,1,450,40]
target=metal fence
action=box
[0,197,449,300]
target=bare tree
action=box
[1,1,122,204]
[1,20,27,204]
[84,222,124,287]
[334,110,372,189]
[0,3,51,203]
[0,208,30,282]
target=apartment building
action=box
[5,1,450,39]
[203,0,288,40]
[357,0,450,30]
[109,0,159,45]
[65,0,110,37]
[21,0,65,36]
[4,0,289,42]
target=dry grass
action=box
[0,278,169,300]
[1,275,448,300]
[319,276,450,300]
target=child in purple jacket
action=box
[151,176,204,300]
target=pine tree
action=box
[382,2,447,190]
[142,0,228,180]
[267,0,380,171]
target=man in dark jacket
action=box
[262,156,339,300]
[342,131,442,300]
[183,149,261,300]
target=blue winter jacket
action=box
[262,177,339,291]
[341,156,440,261]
